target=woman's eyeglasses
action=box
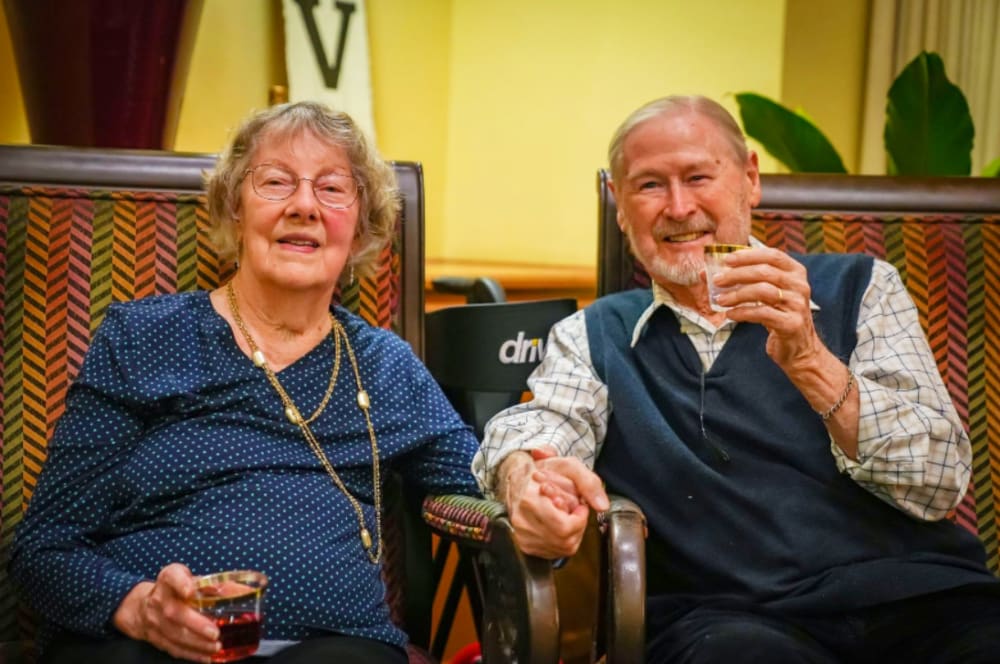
[244,164,361,209]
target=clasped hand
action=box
[113,563,221,663]
[502,447,609,559]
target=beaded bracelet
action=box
[819,368,855,421]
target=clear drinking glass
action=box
[704,243,751,312]
[190,569,268,662]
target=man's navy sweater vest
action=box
[586,253,992,613]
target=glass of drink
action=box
[190,569,268,662]
[704,243,751,312]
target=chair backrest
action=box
[425,298,578,439]
[596,168,1000,574]
[0,144,426,657]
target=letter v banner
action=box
[282,0,376,140]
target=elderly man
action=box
[473,95,1000,662]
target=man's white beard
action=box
[626,226,703,287]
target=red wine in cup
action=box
[211,611,262,662]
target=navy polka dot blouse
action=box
[10,291,480,650]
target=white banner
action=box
[282,0,376,141]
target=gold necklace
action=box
[226,281,383,564]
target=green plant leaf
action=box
[734,92,847,173]
[885,51,974,176]
[982,157,1000,177]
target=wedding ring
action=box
[777,287,784,303]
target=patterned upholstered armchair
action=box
[0,144,549,663]
[595,168,1000,659]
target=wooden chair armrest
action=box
[595,494,647,664]
[422,494,560,664]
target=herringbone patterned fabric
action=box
[0,184,405,653]
[609,211,1000,575]
[752,212,1000,574]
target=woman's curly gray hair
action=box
[205,101,400,280]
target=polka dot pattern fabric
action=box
[10,291,480,650]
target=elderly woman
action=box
[10,102,479,663]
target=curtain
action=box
[859,0,1000,174]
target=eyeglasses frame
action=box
[243,163,363,210]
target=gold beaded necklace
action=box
[226,281,383,564]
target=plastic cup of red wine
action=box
[190,569,268,662]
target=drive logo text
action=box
[498,332,545,365]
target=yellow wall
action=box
[782,0,869,172]
[0,6,28,142]
[442,0,784,265]
[1,0,867,268]
[174,0,284,152]
[367,0,453,260]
